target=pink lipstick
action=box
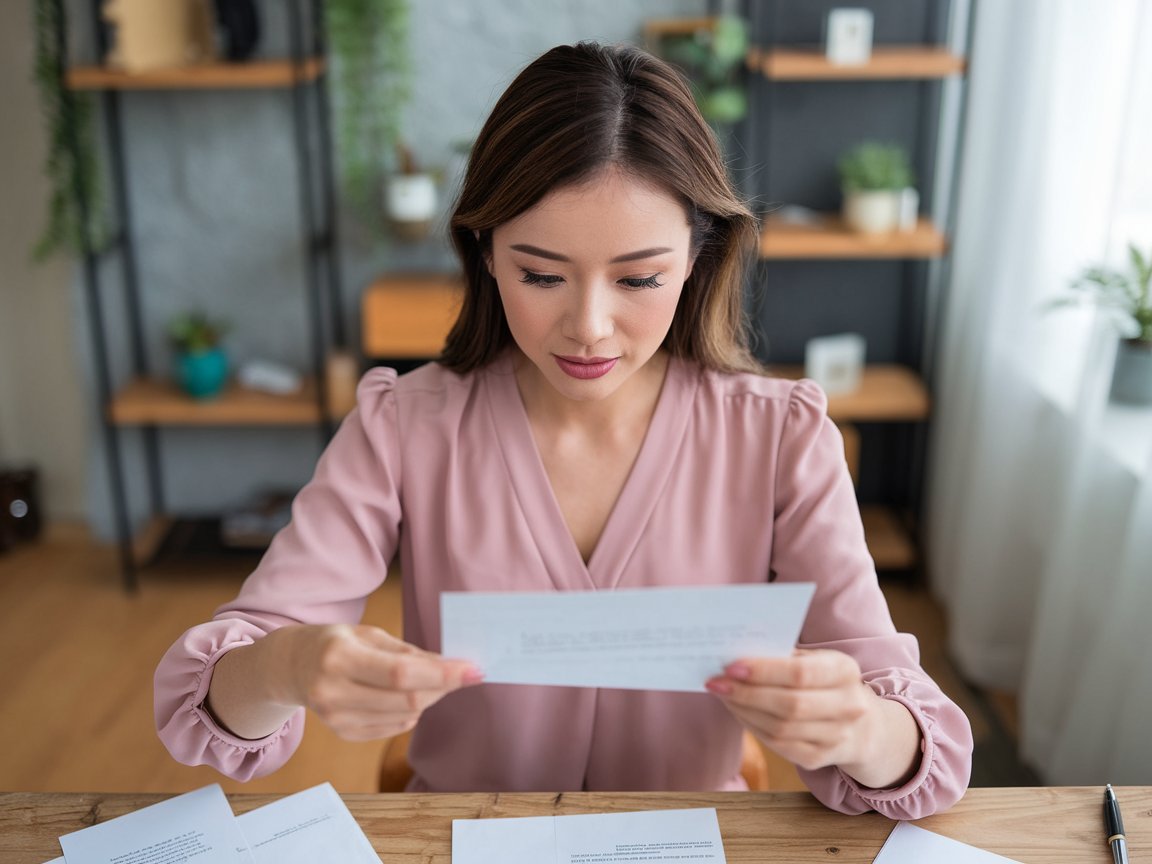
[554,355,619,380]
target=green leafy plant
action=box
[168,312,229,354]
[1053,243,1152,344]
[838,142,915,192]
[326,0,411,224]
[31,0,106,261]
[659,15,749,125]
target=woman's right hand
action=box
[206,624,484,742]
[285,624,485,741]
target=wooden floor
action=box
[0,524,996,795]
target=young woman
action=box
[155,42,972,818]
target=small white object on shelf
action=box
[774,204,823,226]
[825,8,874,66]
[899,187,920,231]
[805,333,866,395]
[237,359,302,395]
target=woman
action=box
[155,42,972,818]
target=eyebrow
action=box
[509,243,674,263]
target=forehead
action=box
[496,167,691,249]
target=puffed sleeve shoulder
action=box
[772,379,973,818]
[154,367,404,780]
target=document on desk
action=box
[235,782,378,863]
[452,807,726,864]
[58,784,254,864]
[441,583,815,692]
[875,822,1024,863]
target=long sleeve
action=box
[153,368,404,780]
[770,379,973,818]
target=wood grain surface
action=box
[1,787,1148,864]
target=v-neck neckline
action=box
[485,350,699,591]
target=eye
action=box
[519,269,564,286]
[619,274,665,290]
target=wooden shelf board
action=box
[362,274,465,359]
[108,377,322,426]
[751,46,965,80]
[760,213,947,259]
[861,505,917,570]
[642,17,718,44]
[67,59,324,90]
[768,365,930,422]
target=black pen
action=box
[1106,784,1130,864]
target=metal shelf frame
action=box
[54,0,345,590]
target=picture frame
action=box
[824,8,874,66]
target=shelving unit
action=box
[57,0,343,590]
[737,1,972,575]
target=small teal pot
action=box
[175,347,229,399]
[1110,339,1152,406]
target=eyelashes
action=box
[519,270,564,287]
[518,269,665,290]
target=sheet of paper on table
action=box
[875,822,1025,863]
[58,784,254,864]
[46,783,378,864]
[235,782,378,863]
[440,583,816,692]
[452,807,726,864]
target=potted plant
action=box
[652,15,749,128]
[326,0,411,233]
[384,141,437,241]
[1055,243,1152,405]
[837,141,917,235]
[168,311,229,399]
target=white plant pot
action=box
[842,189,902,235]
[386,173,437,241]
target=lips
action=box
[553,355,619,380]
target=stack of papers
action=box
[42,783,379,864]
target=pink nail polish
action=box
[706,679,733,695]
[463,668,485,685]
[726,663,752,681]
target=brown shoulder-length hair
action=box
[440,41,762,375]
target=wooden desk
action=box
[1,788,1147,863]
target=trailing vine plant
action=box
[31,0,106,261]
[326,0,411,230]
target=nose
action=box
[562,281,615,347]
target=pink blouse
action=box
[155,352,972,818]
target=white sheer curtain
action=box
[927,0,1152,783]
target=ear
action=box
[475,230,495,277]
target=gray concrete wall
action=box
[0,0,90,522]
[56,0,703,538]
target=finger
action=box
[707,679,869,722]
[312,678,449,718]
[351,625,423,655]
[330,714,419,743]
[725,702,852,748]
[349,646,482,692]
[721,650,861,689]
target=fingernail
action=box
[462,668,485,685]
[705,679,733,695]
[726,663,752,681]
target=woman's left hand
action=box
[705,648,921,789]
